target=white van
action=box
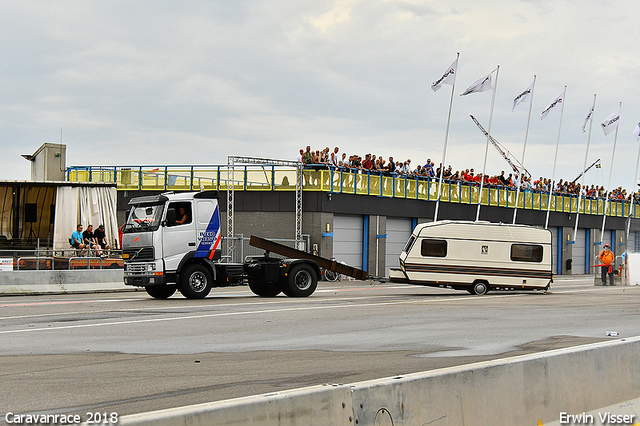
[390,221,553,295]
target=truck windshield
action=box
[123,203,164,233]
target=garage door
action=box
[573,228,586,274]
[385,217,413,277]
[333,214,363,270]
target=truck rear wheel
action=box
[179,264,213,299]
[145,285,177,299]
[285,264,318,297]
[248,281,282,297]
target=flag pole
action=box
[600,101,622,243]
[545,86,567,230]
[434,52,459,222]
[572,94,596,245]
[475,65,500,222]
[512,75,536,224]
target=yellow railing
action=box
[66,166,640,218]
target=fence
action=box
[0,235,307,271]
[67,165,640,218]
[0,249,123,271]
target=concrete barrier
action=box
[0,269,128,295]
[117,384,353,426]
[113,337,640,426]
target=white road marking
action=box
[0,283,634,322]
[0,293,527,335]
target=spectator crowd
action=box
[297,146,636,202]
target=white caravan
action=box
[390,220,553,295]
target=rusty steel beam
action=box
[249,235,368,281]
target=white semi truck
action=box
[122,191,332,299]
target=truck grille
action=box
[126,263,149,273]
[124,247,154,262]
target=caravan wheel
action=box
[471,281,489,295]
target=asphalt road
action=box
[1,276,638,422]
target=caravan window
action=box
[511,244,543,262]
[421,239,447,257]
[403,235,416,253]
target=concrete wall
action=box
[0,269,127,295]
[117,189,638,276]
[114,337,640,426]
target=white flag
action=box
[582,100,595,132]
[540,89,565,120]
[601,107,620,136]
[633,122,640,140]
[512,80,534,112]
[431,58,458,92]
[460,71,494,96]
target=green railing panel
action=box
[416,180,428,200]
[302,170,322,190]
[369,175,382,195]
[393,178,404,198]
[461,185,470,203]
[449,183,460,203]
[66,166,640,218]
[356,174,369,195]
[406,179,416,199]
[340,172,356,193]
[245,169,273,191]
[480,187,490,206]
[497,189,506,206]
[381,176,393,197]
[273,170,297,191]
[165,169,194,191]
[427,181,437,200]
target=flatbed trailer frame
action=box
[249,235,368,281]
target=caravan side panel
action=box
[400,222,552,291]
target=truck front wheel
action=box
[179,264,213,299]
[285,264,318,297]
[145,285,177,299]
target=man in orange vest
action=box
[599,243,615,286]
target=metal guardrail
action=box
[0,250,123,271]
[16,257,54,270]
[68,256,103,269]
[67,165,640,218]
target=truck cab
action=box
[122,191,228,299]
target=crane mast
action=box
[469,115,531,181]
[572,158,600,183]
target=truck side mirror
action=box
[166,208,176,227]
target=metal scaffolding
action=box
[226,156,303,261]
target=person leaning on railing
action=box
[295,147,640,203]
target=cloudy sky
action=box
[2,0,639,190]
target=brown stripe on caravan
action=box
[403,263,552,280]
